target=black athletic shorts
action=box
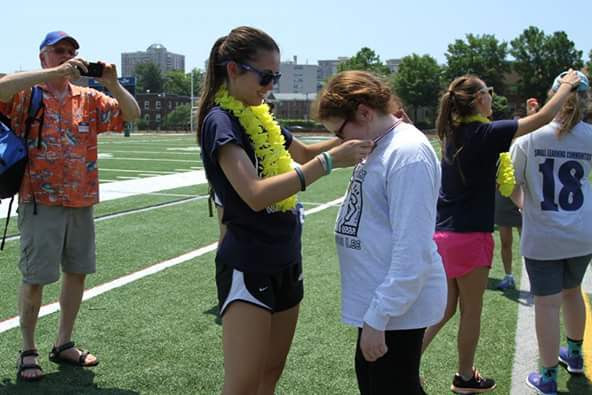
[216,261,303,316]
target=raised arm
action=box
[0,58,88,102]
[514,69,581,138]
[98,63,140,122]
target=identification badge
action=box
[78,122,90,133]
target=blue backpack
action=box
[0,86,44,250]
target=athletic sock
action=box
[540,365,558,383]
[567,337,583,357]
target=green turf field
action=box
[0,132,590,394]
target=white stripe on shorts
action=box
[221,269,271,314]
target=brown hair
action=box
[548,90,590,136]
[312,70,398,121]
[436,75,484,160]
[196,26,279,144]
[584,95,592,123]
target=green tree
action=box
[162,103,190,130]
[162,68,203,97]
[585,49,592,77]
[392,54,441,122]
[510,26,583,102]
[163,70,190,96]
[135,62,164,93]
[491,95,511,120]
[444,33,510,95]
[337,47,390,75]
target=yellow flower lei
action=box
[497,153,516,197]
[459,115,516,197]
[215,86,297,211]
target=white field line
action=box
[2,196,208,244]
[0,197,344,333]
[99,157,201,163]
[98,140,194,145]
[509,261,592,394]
[510,261,537,395]
[101,150,198,155]
[101,169,176,174]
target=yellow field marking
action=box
[583,289,592,378]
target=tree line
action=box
[337,26,591,127]
[134,25,591,129]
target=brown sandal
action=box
[17,349,44,382]
[49,341,99,367]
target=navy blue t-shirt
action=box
[200,106,302,273]
[436,120,518,233]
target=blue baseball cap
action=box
[551,70,589,92]
[39,31,79,51]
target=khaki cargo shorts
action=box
[18,203,96,285]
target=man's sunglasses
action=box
[46,46,78,57]
[220,61,281,86]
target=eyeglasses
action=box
[45,46,78,57]
[479,86,494,96]
[334,119,349,139]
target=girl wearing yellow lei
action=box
[197,26,373,394]
[421,71,581,394]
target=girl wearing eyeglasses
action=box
[511,71,591,395]
[312,70,446,395]
[197,26,373,394]
[420,70,580,394]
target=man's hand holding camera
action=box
[96,63,120,90]
[53,58,86,81]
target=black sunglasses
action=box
[237,62,281,86]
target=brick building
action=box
[267,92,317,120]
[136,92,190,130]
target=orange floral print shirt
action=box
[0,83,124,207]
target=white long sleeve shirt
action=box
[335,122,447,331]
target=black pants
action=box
[355,327,427,395]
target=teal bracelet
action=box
[322,151,333,174]
[294,165,306,191]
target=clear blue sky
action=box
[2,0,590,73]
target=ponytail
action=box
[196,36,227,144]
[436,75,483,161]
[554,90,589,137]
[436,91,455,160]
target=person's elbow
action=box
[122,106,141,122]
[243,194,268,212]
[0,83,11,102]
[236,185,269,212]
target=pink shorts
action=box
[434,231,494,279]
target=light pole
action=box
[190,69,194,133]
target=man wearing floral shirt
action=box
[0,31,140,381]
